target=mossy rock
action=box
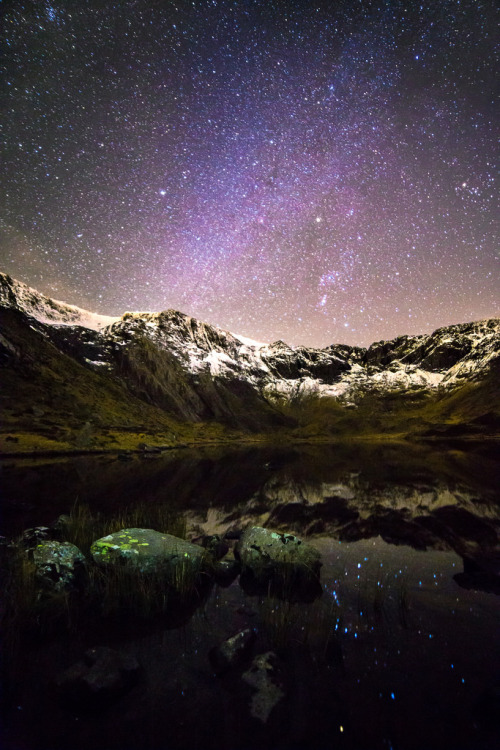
[32,540,86,592]
[90,528,208,586]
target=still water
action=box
[1,441,499,750]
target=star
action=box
[0,0,497,348]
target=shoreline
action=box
[1,430,498,459]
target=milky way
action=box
[1,0,498,347]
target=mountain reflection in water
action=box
[1,441,499,750]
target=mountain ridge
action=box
[2,270,496,354]
[1,271,499,454]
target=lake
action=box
[1,441,499,750]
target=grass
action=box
[1,546,76,651]
[257,595,299,650]
[396,575,412,629]
[0,500,200,649]
[89,563,173,619]
[255,591,345,670]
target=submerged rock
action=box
[32,540,86,592]
[209,627,256,675]
[242,652,285,723]
[213,558,241,587]
[90,528,208,586]
[56,646,140,706]
[235,526,322,600]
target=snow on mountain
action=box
[232,332,266,349]
[1,271,499,414]
[0,272,118,331]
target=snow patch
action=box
[204,350,238,376]
[233,332,267,349]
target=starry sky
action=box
[1,0,498,348]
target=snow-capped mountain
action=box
[0,273,118,330]
[1,271,499,437]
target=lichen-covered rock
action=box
[32,540,86,592]
[235,526,321,596]
[56,646,140,705]
[209,627,256,675]
[90,528,208,584]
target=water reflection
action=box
[2,441,499,590]
[1,441,499,749]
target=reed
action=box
[397,575,411,629]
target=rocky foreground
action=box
[1,271,499,452]
[3,521,322,719]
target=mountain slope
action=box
[1,272,499,453]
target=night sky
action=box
[1,0,498,347]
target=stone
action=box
[202,534,229,560]
[213,559,240,587]
[235,526,322,599]
[242,652,285,723]
[209,628,256,675]
[56,646,140,705]
[51,514,72,539]
[137,442,161,453]
[90,528,208,587]
[18,526,52,549]
[32,540,86,592]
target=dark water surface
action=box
[1,441,499,750]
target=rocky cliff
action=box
[1,271,499,451]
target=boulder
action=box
[235,527,321,599]
[32,540,86,592]
[209,628,256,675]
[90,528,208,589]
[56,646,140,706]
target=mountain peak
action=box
[0,272,118,331]
[2,271,499,353]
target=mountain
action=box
[0,272,118,330]
[1,272,499,454]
